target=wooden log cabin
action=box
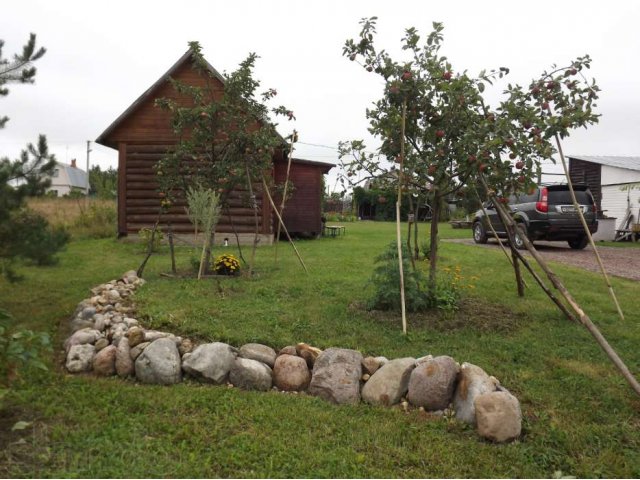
[96,49,333,243]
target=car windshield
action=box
[548,190,593,205]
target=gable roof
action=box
[568,155,640,172]
[95,48,226,147]
[54,162,88,189]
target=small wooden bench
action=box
[323,225,346,237]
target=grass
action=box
[1,221,640,478]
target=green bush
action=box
[367,242,430,312]
[324,212,357,222]
[0,308,50,389]
[0,208,69,280]
[368,241,469,312]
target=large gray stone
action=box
[407,355,460,411]
[453,362,499,424]
[93,314,107,332]
[273,354,311,391]
[229,357,273,391]
[308,348,363,405]
[361,357,416,406]
[115,337,134,377]
[182,342,236,384]
[66,344,95,373]
[70,318,94,333]
[80,306,97,320]
[475,391,522,442]
[135,338,182,385]
[93,345,117,376]
[64,328,102,353]
[239,343,277,368]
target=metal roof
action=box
[568,155,640,172]
[57,163,88,188]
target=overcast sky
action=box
[2,0,639,191]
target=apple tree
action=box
[154,42,295,274]
[341,17,599,302]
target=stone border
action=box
[64,271,522,443]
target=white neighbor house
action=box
[47,159,89,196]
[568,156,640,231]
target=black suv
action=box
[472,184,598,249]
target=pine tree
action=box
[0,34,68,281]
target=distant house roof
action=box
[54,162,88,188]
[568,155,640,172]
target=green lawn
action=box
[2,221,639,478]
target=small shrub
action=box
[138,228,164,252]
[0,308,51,389]
[189,255,201,273]
[368,242,430,312]
[420,240,431,259]
[0,208,69,280]
[213,253,241,276]
[431,265,477,311]
[368,242,474,312]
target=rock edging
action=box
[63,270,522,443]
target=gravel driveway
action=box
[448,238,640,282]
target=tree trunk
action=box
[407,195,415,269]
[167,221,177,274]
[136,219,160,278]
[413,198,419,260]
[428,192,442,297]
[245,165,260,278]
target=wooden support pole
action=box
[262,177,309,274]
[396,101,408,335]
[554,131,625,321]
[479,174,640,397]
[275,131,296,264]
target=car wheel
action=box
[568,236,588,250]
[513,224,527,250]
[473,222,488,244]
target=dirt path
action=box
[447,238,640,281]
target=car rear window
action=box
[548,190,593,205]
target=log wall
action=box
[120,143,270,236]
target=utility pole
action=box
[86,140,92,196]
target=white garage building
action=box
[568,156,640,232]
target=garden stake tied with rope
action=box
[396,100,407,335]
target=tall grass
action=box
[27,197,116,239]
